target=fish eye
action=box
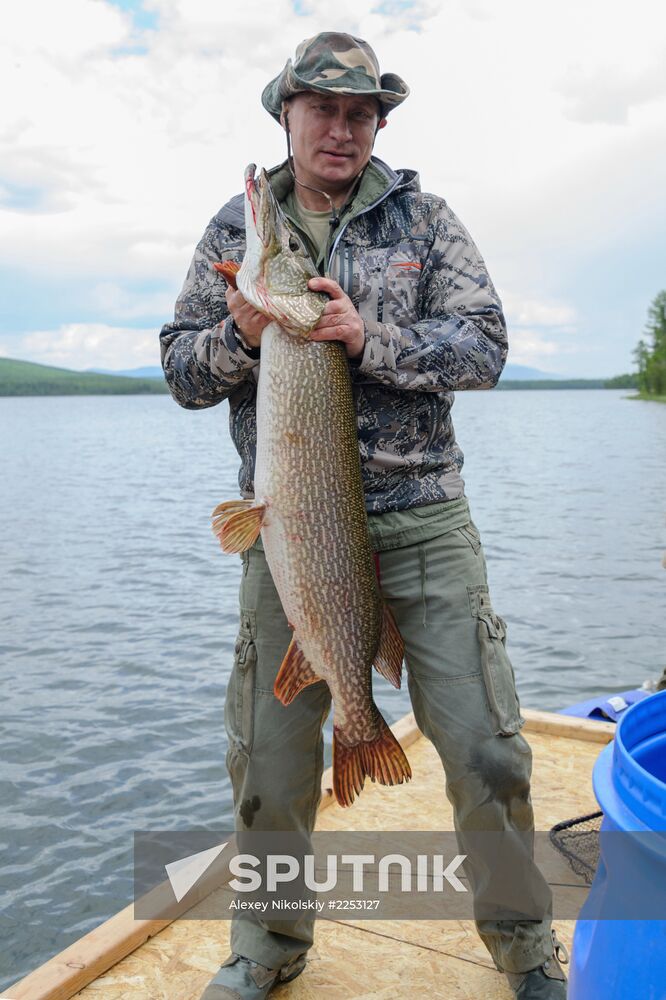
[288,236,301,252]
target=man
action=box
[159,32,568,1000]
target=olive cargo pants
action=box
[224,497,554,974]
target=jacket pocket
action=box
[353,242,425,327]
[224,608,257,754]
[468,585,524,736]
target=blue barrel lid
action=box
[611,690,666,829]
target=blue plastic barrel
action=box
[569,689,666,999]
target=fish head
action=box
[237,164,328,338]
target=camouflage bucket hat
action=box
[261,31,409,122]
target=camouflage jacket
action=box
[159,157,508,514]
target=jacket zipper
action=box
[326,172,404,275]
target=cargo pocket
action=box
[468,585,524,736]
[224,608,257,755]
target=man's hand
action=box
[225,285,271,349]
[308,277,365,360]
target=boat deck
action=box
[2,710,614,1000]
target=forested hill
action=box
[0,358,169,396]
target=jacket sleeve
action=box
[354,198,507,392]
[159,216,258,410]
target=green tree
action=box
[633,338,650,392]
[634,291,666,396]
[605,372,638,388]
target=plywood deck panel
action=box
[2,712,613,1000]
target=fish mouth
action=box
[244,163,258,224]
[245,164,282,249]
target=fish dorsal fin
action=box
[211,500,266,553]
[373,601,404,690]
[274,636,324,705]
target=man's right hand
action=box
[225,285,271,349]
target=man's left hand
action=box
[308,277,365,360]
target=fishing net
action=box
[549,811,603,885]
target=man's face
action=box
[281,92,387,195]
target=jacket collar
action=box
[215,156,419,230]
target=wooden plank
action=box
[521,708,615,744]
[269,918,518,999]
[1,709,611,1000]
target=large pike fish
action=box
[211,164,411,807]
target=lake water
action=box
[0,389,664,989]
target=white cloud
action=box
[1,0,665,375]
[557,53,666,125]
[502,295,577,330]
[86,283,177,320]
[505,329,562,367]
[4,0,130,58]
[0,323,161,370]
[501,293,579,371]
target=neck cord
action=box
[284,119,365,229]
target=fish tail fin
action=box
[333,709,412,808]
[373,600,404,690]
[211,499,266,553]
[274,636,324,705]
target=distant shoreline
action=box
[0,356,632,397]
[626,393,666,404]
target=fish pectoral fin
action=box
[274,637,324,706]
[333,709,412,808]
[211,500,266,553]
[373,601,404,690]
[213,260,240,288]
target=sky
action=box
[1,0,665,377]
